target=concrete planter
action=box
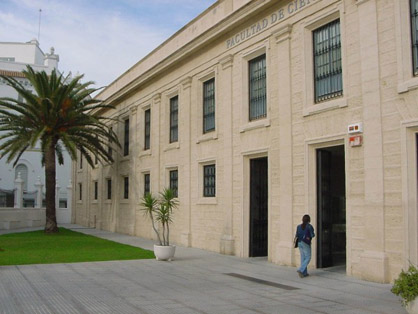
[406,298,418,314]
[154,245,176,261]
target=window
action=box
[169,170,178,197]
[203,78,215,133]
[313,19,342,103]
[15,164,28,191]
[79,183,82,201]
[79,154,83,169]
[94,181,98,200]
[108,127,113,158]
[123,177,129,199]
[107,179,112,199]
[0,57,15,62]
[144,173,150,196]
[411,0,418,75]
[170,96,178,143]
[124,118,129,156]
[249,54,266,121]
[203,165,216,197]
[144,109,151,150]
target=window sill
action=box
[92,200,98,204]
[197,197,217,205]
[240,118,271,133]
[139,149,152,157]
[197,131,218,144]
[104,200,112,204]
[398,76,418,94]
[164,142,180,152]
[303,97,347,117]
[120,155,130,162]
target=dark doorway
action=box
[317,145,346,268]
[249,157,268,257]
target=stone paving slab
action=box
[0,224,407,314]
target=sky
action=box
[0,0,216,89]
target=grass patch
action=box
[0,228,155,266]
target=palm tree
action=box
[0,65,119,233]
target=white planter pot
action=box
[406,297,418,314]
[153,244,176,261]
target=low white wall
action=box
[0,208,45,230]
[56,208,71,224]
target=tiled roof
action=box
[0,69,26,78]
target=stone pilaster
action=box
[181,77,192,247]
[273,25,294,265]
[357,0,388,283]
[219,54,235,255]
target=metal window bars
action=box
[203,78,215,133]
[313,19,343,103]
[249,54,267,121]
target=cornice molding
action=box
[152,93,161,104]
[356,0,373,6]
[101,0,276,104]
[274,24,292,44]
[181,76,192,89]
[220,54,234,70]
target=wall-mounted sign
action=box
[348,122,363,134]
[226,0,319,49]
[349,135,362,147]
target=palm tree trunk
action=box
[150,212,162,245]
[44,141,58,233]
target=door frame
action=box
[305,136,348,270]
[241,150,269,258]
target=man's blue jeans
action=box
[297,241,311,276]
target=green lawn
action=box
[0,228,155,266]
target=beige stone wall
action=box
[73,0,418,283]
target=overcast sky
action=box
[0,0,216,89]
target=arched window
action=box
[15,164,28,191]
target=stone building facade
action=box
[73,0,418,283]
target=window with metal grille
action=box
[203,164,216,197]
[144,174,150,196]
[107,179,112,199]
[79,183,82,201]
[94,181,98,200]
[203,78,215,133]
[313,19,343,103]
[249,54,267,121]
[411,0,418,75]
[170,96,178,143]
[124,177,129,199]
[124,119,129,156]
[169,170,178,197]
[144,109,151,150]
[108,127,113,159]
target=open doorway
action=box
[317,145,346,269]
[249,157,268,257]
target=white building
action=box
[0,39,70,208]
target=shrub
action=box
[391,264,418,307]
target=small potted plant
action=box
[139,188,178,261]
[391,264,418,313]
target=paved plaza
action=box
[0,225,407,314]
